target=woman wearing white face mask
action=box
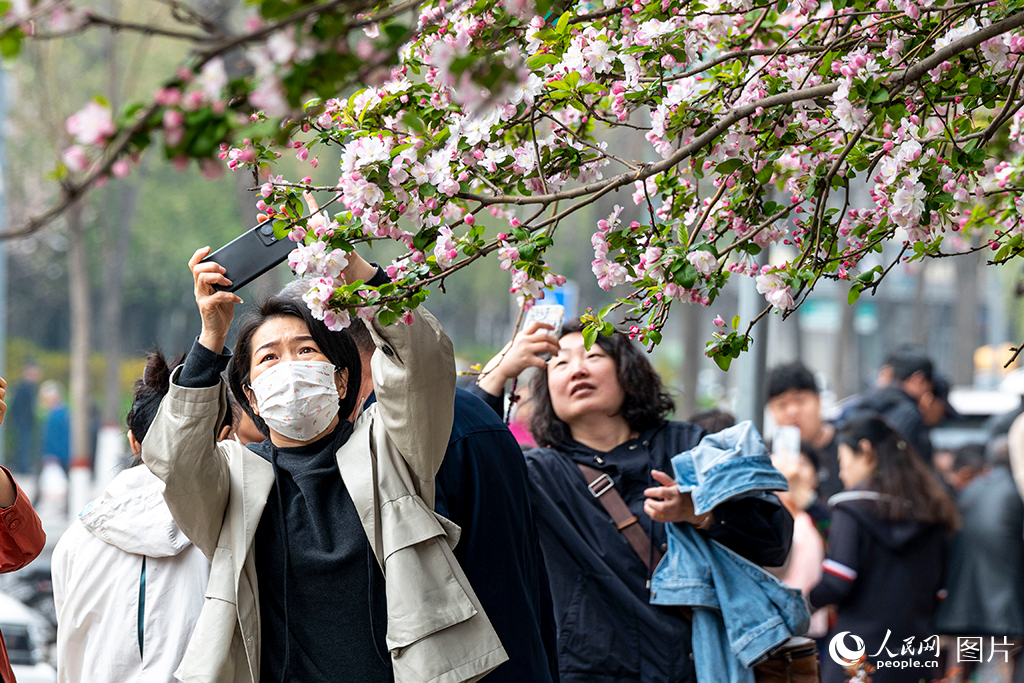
[139,247,507,683]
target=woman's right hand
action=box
[476,321,561,396]
[189,247,243,352]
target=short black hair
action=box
[528,320,675,448]
[688,409,735,434]
[767,362,819,400]
[227,296,362,438]
[886,346,934,383]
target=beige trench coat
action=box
[142,307,508,683]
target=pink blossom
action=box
[61,145,89,173]
[66,101,116,146]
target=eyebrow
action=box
[254,335,316,354]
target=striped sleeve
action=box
[809,506,861,609]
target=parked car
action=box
[0,591,56,683]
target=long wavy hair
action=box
[528,320,675,448]
[837,415,958,533]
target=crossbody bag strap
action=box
[577,463,692,619]
[577,463,663,570]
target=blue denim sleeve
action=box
[702,493,793,567]
[809,505,860,608]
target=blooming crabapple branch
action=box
[0,101,160,240]
[459,82,843,209]
[32,11,212,41]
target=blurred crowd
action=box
[0,253,1021,683]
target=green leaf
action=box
[869,88,890,104]
[716,158,744,175]
[600,321,615,336]
[848,285,862,305]
[731,315,740,330]
[565,71,581,89]
[598,302,617,319]
[526,53,560,69]
[582,324,599,350]
[0,28,23,59]
[555,11,571,34]
[713,353,733,371]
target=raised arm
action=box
[367,305,456,483]
[141,246,240,559]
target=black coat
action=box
[432,388,559,683]
[524,421,793,683]
[936,466,1024,636]
[810,493,948,683]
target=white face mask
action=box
[250,360,341,441]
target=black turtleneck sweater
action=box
[178,339,392,683]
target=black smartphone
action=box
[201,222,296,292]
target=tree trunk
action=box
[679,304,700,419]
[100,173,147,423]
[954,250,982,387]
[912,261,929,347]
[834,285,858,400]
[67,202,92,465]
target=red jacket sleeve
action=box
[0,466,46,573]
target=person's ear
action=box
[245,385,259,417]
[217,425,232,442]
[336,368,349,399]
[857,438,877,466]
[127,430,140,456]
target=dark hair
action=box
[345,318,376,356]
[688,409,735,434]
[767,362,819,400]
[886,346,934,383]
[800,441,821,471]
[952,443,985,472]
[838,415,957,532]
[127,351,234,467]
[227,296,362,438]
[528,320,675,448]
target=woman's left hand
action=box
[644,469,713,527]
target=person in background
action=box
[937,435,1024,683]
[474,319,792,683]
[688,408,735,434]
[810,415,957,683]
[39,380,70,470]
[330,315,559,683]
[0,374,47,683]
[52,352,234,683]
[919,375,955,428]
[769,445,828,641]
[945,444,986,493]
[850,348,935,464]
[766,361,842,500]
[8,362,40,474]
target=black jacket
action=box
[369,387,559,683]
[936,466,1024,636]
[810,492,948,683]
[524,421,792,683]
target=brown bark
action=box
[67,201,92,465]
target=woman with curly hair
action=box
[471,320,794,683]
